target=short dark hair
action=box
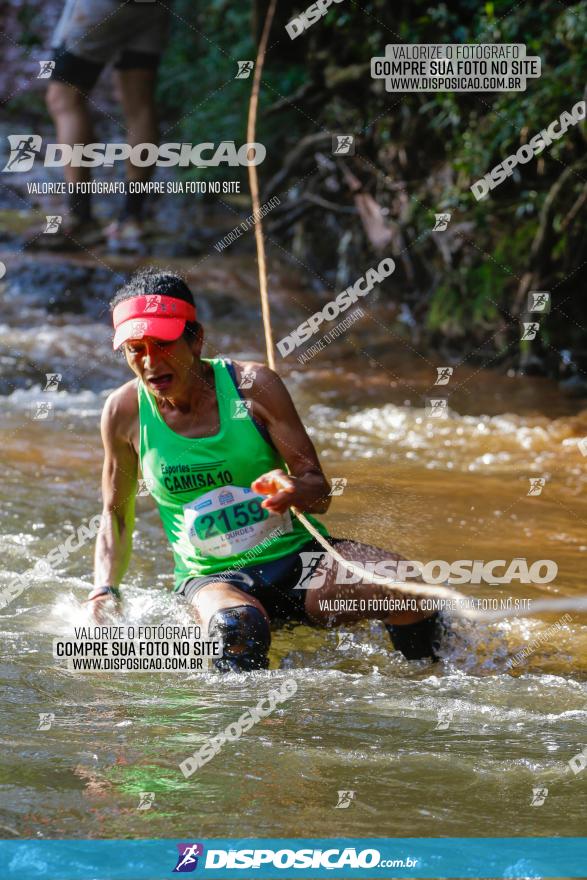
[110,267,200,339]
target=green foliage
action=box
[16,3,43,47]
[157,0,305,180]
[157,0,586,353]
[427,263,503,335]
[427,220,537,334]
[157,2,253,168]
[160,1,586,182]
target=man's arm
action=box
[91,388,138,607]
[238,362,332,515]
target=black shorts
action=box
[50,0,170,91]
[176,537,347,624]
[51,47,162,92]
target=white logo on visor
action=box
[131,320,149,338]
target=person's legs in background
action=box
[106,61,160,251]
[37,0,113,246]
[105,3,170,252]
[45,73,101,243]
[28,0,169,250]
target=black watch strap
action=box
[87,585,120,601]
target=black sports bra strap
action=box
[224,359,275,448]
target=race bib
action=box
[183,485,293,559]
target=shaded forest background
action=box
[4,0,587,378]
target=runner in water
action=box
[91,268,443,670]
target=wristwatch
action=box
[87,585,120,601]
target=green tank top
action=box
[138,356,329,588]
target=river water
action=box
[0,245,586,846]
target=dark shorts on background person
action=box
[176,537,348,624]
[50,0,171,90]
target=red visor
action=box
[112,294,196,350]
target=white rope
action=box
[246,9,585,625]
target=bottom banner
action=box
[1,837,586,878]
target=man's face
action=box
[124,333,199,397]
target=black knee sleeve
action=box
[386,612,441,661]
[208,605,271,672]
